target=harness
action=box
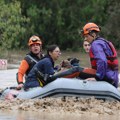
[26,55,38,63]
[89,39,118,70]
[25,53,44,75]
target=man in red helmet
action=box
[16,35,44,89]
[81,22,119,88]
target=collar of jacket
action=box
[27,52,41,60]
[90,36,101,44]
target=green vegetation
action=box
[0,0,29,49]
[0,0,120,51]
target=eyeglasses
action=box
[54,50,61,53]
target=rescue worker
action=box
[16,35,44,89]
[80,22,119,88]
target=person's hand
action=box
[16,83,24,90]
[85,77,96,81]
[54,65,62,71]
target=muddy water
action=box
[0,110,120,120]
[0,69,120,120]
[0,69,17,89]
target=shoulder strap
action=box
[26,55,38,63]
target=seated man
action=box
[80,22,119,88]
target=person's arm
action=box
[33,59,54,86]
[92,43,107,80]
[43,60,55,75]
[17,60,29,84]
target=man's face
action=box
[84,34,94,44]
[30,43,41,55]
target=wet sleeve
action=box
[17,60,29,84]
[92,43,107,80]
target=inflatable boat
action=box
[1,78,120,101]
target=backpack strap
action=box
[26,55,38,63]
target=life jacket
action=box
[89,39,118,70]
[25,52,44,75]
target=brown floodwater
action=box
[0,51,120,120]
[0,110,120,120]
[0,69,120,120]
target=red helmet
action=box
[81,23,100,35]
[28,35,42,46]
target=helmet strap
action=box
[88,31,97,40]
